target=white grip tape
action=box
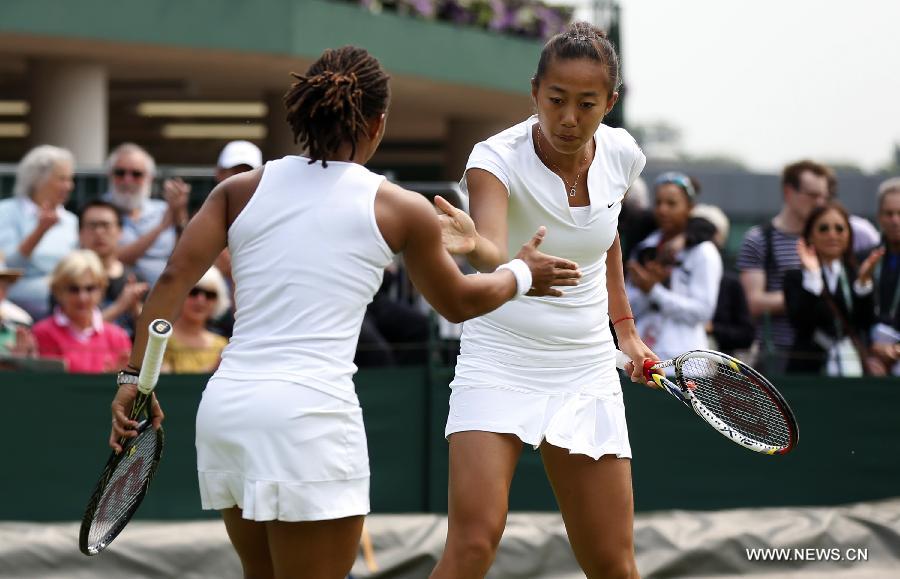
[614,349,631,371]
[138,319,173,395]
[496,258,532,298]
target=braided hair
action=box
[283,46,390,167]
[534,21,621,96]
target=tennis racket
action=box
[79,319,173,556]
[616,349,799,455]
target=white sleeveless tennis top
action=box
[458,116,646,366]
[213,156,393,403]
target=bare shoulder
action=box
[219,167,265,227]
[375,180,438,252]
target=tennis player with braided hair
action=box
[430,22,655,578]
[108,46,580,578]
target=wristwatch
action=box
[116,369,140,387]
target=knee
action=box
[446,523,504,568]
[582,550,638,579]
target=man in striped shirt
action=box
[737,160,831,373]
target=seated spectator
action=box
[162,267,230,373]
[32,250,132,373]
[783,202,880,376]
[0,145,78,319]
[867,177,900,375]
[102,143,189,286]
[626,172,723,360]
[690,204,755,357]
[824,165,881,254]
[78,200,148,336]
[0,258,36,357]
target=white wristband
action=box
[497,258,532,298]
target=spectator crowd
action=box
[1,140,898,378]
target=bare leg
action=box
[221,508,275,579]
[221,507,364,579]
[540,443,639,579]
[266,515,365,579]
[430,431,523,579]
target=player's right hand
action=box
[515,226,581,297]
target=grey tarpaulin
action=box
[2,499,898,578]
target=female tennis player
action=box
[431,22,656,578]
[108,46,580,579]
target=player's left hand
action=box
[434,195,476,255]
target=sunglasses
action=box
[112,168,146,179]
[189,287,218,300]
[654,172,696,199]
[816,223,846,234]
[65,284,100,295]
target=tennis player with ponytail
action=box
[430,22,655,578]
[108,46,580,578]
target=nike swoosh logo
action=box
[607,201,617,208]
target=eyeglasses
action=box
[797,189,829,201]
[816,223,846,234]
[112,168,146,179]
[65,284,100,295]
[82,221,118,231]
[189,287,218,300]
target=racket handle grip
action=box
[138,319,173,395]
[642,359,657,381]
[614,349,631,371]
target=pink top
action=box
[32,309,132,373]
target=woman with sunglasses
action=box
[162,266,230,373]
[32,249,131,373]
[784,201,881,375]
[625,171,723,361]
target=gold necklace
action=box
[536,127,588,197]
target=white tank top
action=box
[213,156,393,403]
[459,116,646,364]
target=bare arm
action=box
[117,212,172,265]
[740,269,785,317]
[606,233,656,384]
[109,184,229,451]
[16,204,59,260]
[377,183,575,323]
[462,168,510,272]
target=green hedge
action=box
[1,369,897,521]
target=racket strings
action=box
[679,357,793,448]
[87,427,159,549]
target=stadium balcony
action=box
[0,0,560,180]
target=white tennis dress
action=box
[196,157,393,521]
[446,116,646,459]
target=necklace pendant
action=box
[569,186,577,197]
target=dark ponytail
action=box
[283,46,390,167]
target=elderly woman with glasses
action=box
[162,266,230,373]
[625,171,723,361]
[0,145,79,320]
[784,201,881,375]
[31,250,132,372]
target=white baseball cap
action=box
[217,140,263,170]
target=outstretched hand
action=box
[515,226,581,297]
[434,195,476,255]
[797,239,820,272]
[858,247,885,284]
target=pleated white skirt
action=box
[446,351,632,460]
[196,377,370,522]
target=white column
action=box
[28,60,107,168]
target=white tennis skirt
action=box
[446,351,632,460]
[196,377,370,522]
